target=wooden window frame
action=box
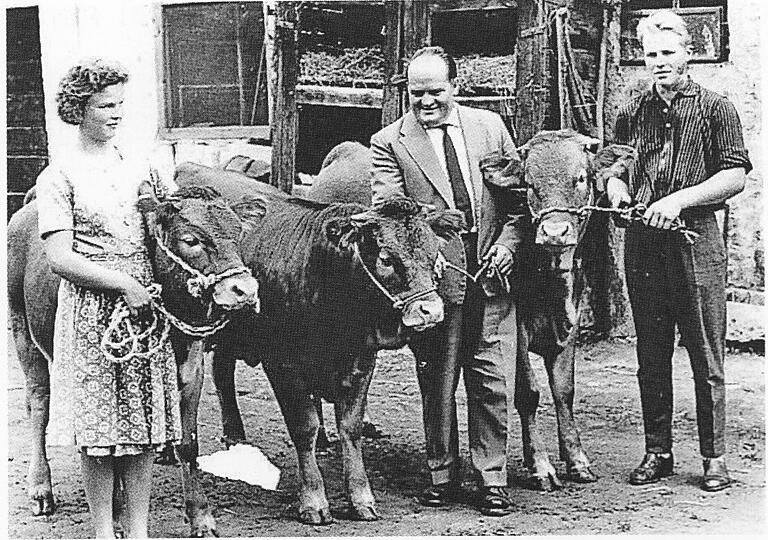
[154,1,271,141]
[621,2,729,65]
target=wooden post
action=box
[271,1,298,194]
[380,0,430,127]
[381,0,403,127]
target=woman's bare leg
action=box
[120,452,154,538]
[81,453,116,539]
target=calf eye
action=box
[180,234,200,247]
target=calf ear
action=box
[481,152,525,189]
[426,209,467,240]
[592,144,637,191]
[231,196,268,225]
[324,216,360,249]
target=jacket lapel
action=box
[456,105,485,204]
[399,113,454,207]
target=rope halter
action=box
[154,232,252,299]
[352,243,437,311]
[529,198,699,245]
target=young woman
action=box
[36,59,181,538]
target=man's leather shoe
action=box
[418,483,462,507]
[476,486,513,517]
[629,453,674,485]
[702,456,731,492]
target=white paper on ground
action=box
[197,444,281,490]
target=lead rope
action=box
[531,202,699,244]
[100,283,234,363]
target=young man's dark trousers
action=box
[624,211,727,458]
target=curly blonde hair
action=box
[55,59,129,125]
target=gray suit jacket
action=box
[370,104,525,302]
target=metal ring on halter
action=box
[352,243,437,311]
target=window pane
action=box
[164,2,267,128]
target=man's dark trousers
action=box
[625,212,727,458]
[410,233,517,486]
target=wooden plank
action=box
[297,85,383,108]
[158,125,271,141]
[430,0,517,12]
[271,2,298,194]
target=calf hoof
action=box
[299,507,334,525]
[189,513,218,537]
[350,503,380,521]
[220,434,247,449]
[29,488,55,516]
[567,465,598,483]
[526,471,563,492]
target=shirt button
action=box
[665,122,671,128]
[663,108,669,113]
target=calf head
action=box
[139,182,260,312]
[484,129,635,271]
[326,196,465,333]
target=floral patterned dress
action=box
[36,147,181,456]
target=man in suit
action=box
[370,46,524,516]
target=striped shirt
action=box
[614,78,752,205]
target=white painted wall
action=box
[34,0,272,186]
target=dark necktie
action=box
[440,125,474,229]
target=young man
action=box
[370,46,524,516]
[607,11,750,492]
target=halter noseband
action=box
[352,243,437,310]
[154,232,252,299]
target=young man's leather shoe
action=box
[418,483,462,507]
[702,456,731,492]
[629,452,674,485]
[476,486,513,517]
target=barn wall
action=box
[605,1,764,300]
[6,6,48,219]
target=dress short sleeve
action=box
[36,165,74,238]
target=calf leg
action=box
[334,351,378,521]
[212,352,247,446]
[515,326,561,492]
[264,363,332,525]
[313,396,332,450]
[544,345,596,483]
[175,339,217,537]
[11,313,55,515]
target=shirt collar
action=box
[648,76,698,104]
[424,107,460,130]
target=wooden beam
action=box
[271,1,298,194]
[297,85,383,108]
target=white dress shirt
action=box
[424,108,477,230]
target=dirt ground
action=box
[6,335,766,537]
